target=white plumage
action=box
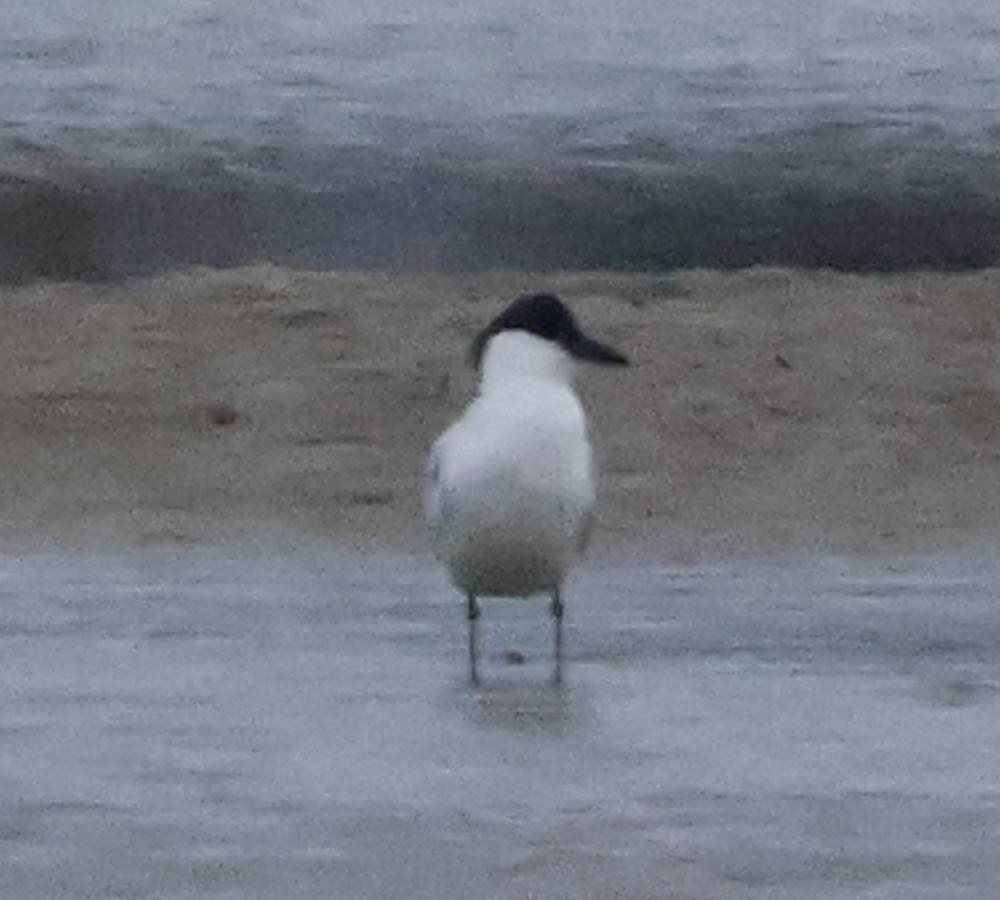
[424,293,627,682]
[426,330,595,598]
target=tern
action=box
[424,293,629,683]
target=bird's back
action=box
[426,376,595,597]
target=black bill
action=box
[568,332,630,365]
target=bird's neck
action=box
[479,331,575,394]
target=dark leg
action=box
[467,593,480,685]
[550,588,564,683]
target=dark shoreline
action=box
[3,146,999,284]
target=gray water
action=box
[2,0,1000,278]
[4,0,999,168]
[2,545,999,898]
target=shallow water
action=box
[2,1,1000,277]
[4,0,999,167]
[2,544,999,898]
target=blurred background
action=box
[2,0,999,280]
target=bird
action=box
[424,292,629,683]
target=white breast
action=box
[425,332,596,597]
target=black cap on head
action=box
[469,293,629,369]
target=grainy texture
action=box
[3,265,999,557]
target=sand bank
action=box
[3,265,999,558]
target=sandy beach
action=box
[5,266,1000,900]
[2,264,999,558]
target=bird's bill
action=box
[569,333,629,365]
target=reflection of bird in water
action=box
[469,675,577,734]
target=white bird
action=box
[425,293,629,683]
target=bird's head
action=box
[469,293,629,373]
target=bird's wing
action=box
[573,425,597,554]
[576,504,595,554]
[423,438,444,527]
[424,434,460,535]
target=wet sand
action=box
[2,265,999,557]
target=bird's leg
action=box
[467,593,480,685]
[550,588,564,683]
